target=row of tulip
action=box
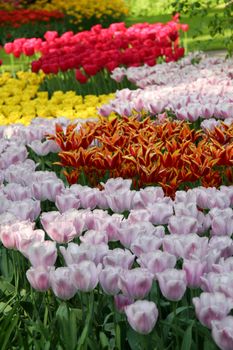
[100,53,233,121]
[0,9,64,28]
[0,71,116,125]
[49,116,233,196]
[0,0,129,28]
[4,20,188,79]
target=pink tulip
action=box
[147,202,173,224]
[80,229,108,245]
[125,300,158,334]
[103,213,123,241]
[210,209,233,236]
[99,266,122,295]
[78,187,100,209]
[213,257,233,273]
[168,215,198,234]
[29,139,60,156]
[209,236,233,259]
[157,269,187,301]
[71,261,100,292]
[163,234,208,260]
[138,186,164,206]
[138,251,176,276]
[8,199,41,221]
[43,220,77,243]
[114,294,134,313]
[212,316,233,350]
[0,220,34,249]
[200,272,233,299]
[28,241,57,267]
[55,193,80,213]
[3,183,31,201]
[117,221,156,248]
[26,266,51,291]
[103,248,135,269]
[193,292,233,328]
[60,242,109,266]
[183,259,206,288]
[50,267,77,300]
[106,189,136,213]
[127,208,152,222]
[60,243,96,265]
[119,268,153,299]
[102,177,132,193]
[31,179,64,202]
[131,235,163,256]
[15,228,45,257]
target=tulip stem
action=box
[77,292,94,350]
[173,302,179,349]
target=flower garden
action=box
[0,0,232,349]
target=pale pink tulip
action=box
[103,248,135,269]
[26,266,51,291]
[28,241,57,267]
[183,259,206,288]
[50,267,77,300]
[157,269,187,301]
[71,261,100,292]
[99,266,122,295]
[119,268,153,299]
[212,316,233,350]
[193,292,233,328]
[138,251,176,276]
[125,300,158,334]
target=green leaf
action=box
[126,328,143,350]
[56,303,77,350]
[100,332,110,349]
[0,277,15,295]
[181,321,194,350]
[1,314,19,350]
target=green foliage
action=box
[169,0,233,55]
[39,70,137,97]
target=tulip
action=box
[50,267,77,300]
[131,235,163,256]
[125,300,158,334]
[15,228,45,257]
[138,251,176,276]
[114,294,134,313]
[119,268,153,299]
[168,215,198,235]
[183,259,206,288]
[55,193,80,213]
[157,269,187,301]
[103,248,135,269]
[212,316,233,350]
[28,241,57,267]
[80,230,108,245]
[31,179,64,202]
[60,243,96,265]
[193,292,233,328]
[26,266,51,292]
[71,261,100,292]
[43,220,77,243]
[200,272,233,299]
[99,266,122,295]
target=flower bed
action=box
[0,10,233,350]
[100,53,233,121]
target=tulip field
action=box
[0,0,232,349]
